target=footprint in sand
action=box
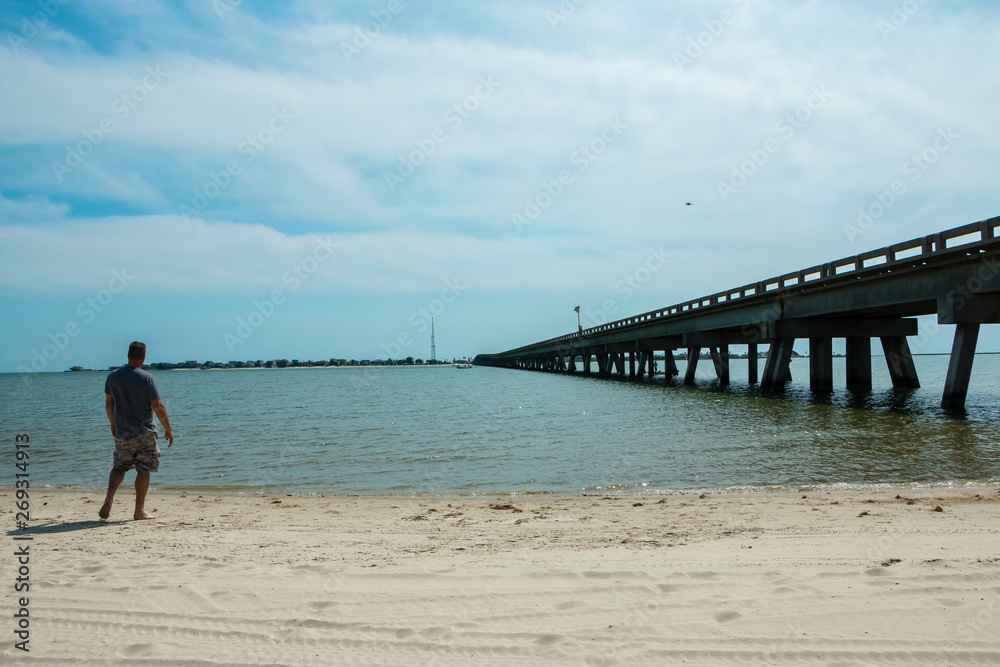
[117,643,153,658]
[307,600,339,611]
[714,610,742,623]
[935,597,967,607]
[535,634,564,646]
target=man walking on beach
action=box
[101,341,174,520]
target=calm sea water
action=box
[2,355,999,495]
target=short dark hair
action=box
[127,341,147,360]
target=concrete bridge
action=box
[475,217,1000,410]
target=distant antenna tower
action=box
[430,317,437,362]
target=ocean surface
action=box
[2,355,999,495]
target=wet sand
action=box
[2,486,998,665]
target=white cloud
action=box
[0,208,682,299]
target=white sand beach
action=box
[2,487,998,665]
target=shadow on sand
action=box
[6,519,129,536]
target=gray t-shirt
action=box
[105,366,161,441]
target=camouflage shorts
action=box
[113,432,160,472]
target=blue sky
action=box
[1,0,998,372]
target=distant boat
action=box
[455,363,473,369]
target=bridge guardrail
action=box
[503,216,999,355]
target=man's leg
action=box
[134,470,156,520]
[100,468,127,519]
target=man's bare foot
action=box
[134,511,157,520]
[99,501,112,520]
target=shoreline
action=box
[14,477,1000,498]
[2,485,997,664]
[6,350,1000,375]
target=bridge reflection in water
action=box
[475,217,999,410]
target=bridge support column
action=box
[566,355,576,373]
[761,339,794,390]
[665,350,679,377]
[942,323,980,409]
[936,293,1000,408]
[613,353,626,376]
[748,343,758,384]
[628,352,636,380]
[881,337,920,389]
[636,351,648,380]
[583,352,592,375]
[684,347,701,385]
[647,352,655,379]
[710,346,730,386]
[809,337,834,392]
[597,353,609,375]
[846,337,872,391]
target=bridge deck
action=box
[475,217,1000,410]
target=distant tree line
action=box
[657,350,804,360]
[85,357,459,371]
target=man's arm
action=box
[105,394,116,437]
[151,398,174,447]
